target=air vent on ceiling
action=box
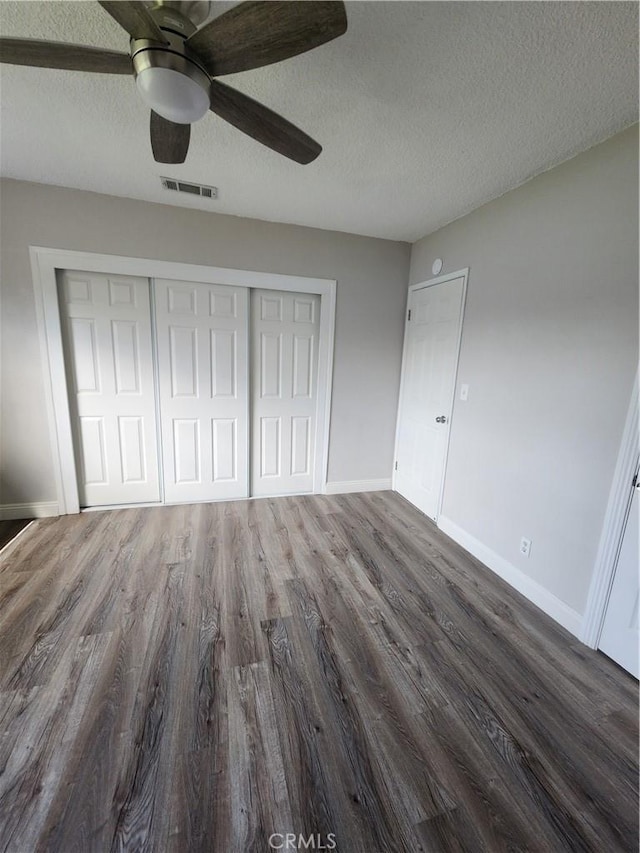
[160,177,218,199]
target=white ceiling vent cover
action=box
[160,177,218,199]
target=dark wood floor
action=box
[0,492,637,852]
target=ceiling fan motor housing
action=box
[132,5,211,125]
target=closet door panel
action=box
[251,289,320,496]
[59,270,161,507]
[155,279,248,502]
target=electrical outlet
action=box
[519,537,532,558]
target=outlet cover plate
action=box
[520,537,532,558]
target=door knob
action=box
[435,415,447,423]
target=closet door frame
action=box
[30,246,336,515]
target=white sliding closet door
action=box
[154,278,249,502]
[59,270,161,507]
[251,289,320,496]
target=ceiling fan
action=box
[0,0,347,165]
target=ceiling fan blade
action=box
[0,38,131,73]
[187,1,347,77]
[150,111,191,164]
[98,1,167,43]
[209,80,321,164]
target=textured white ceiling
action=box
[0,1,637,241]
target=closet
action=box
[58,270,321,508]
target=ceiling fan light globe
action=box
[136,65,209,125]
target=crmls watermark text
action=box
[268,833,337,850]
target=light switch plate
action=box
[460,384,469,401]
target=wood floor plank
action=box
[165,503,230,851]
[0,513,123,690]
[227,661,293,852]
[416,637,635,851]
[413,702,543,853]
[261,616,347,846]
[284,576,437,852]
[1,633,113,853]
[34,513,177,852]
[221,503,268,668]
[246,499,292,619]
[414,806,488,853]
[0,492,636,852]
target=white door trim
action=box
[581,371,639,647]
[391,268,469,522]
[30,246,336,514]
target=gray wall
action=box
[410,125,639,615]
[0,180,410,505]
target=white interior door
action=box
[59,270,161,507]
[251,289,320,496]
[154,278,249,503]
[394,275,466,521]
[599,474,639,678]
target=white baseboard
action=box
[0,502,59,520]
[438,515,582,638]
[324,478,392,495]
